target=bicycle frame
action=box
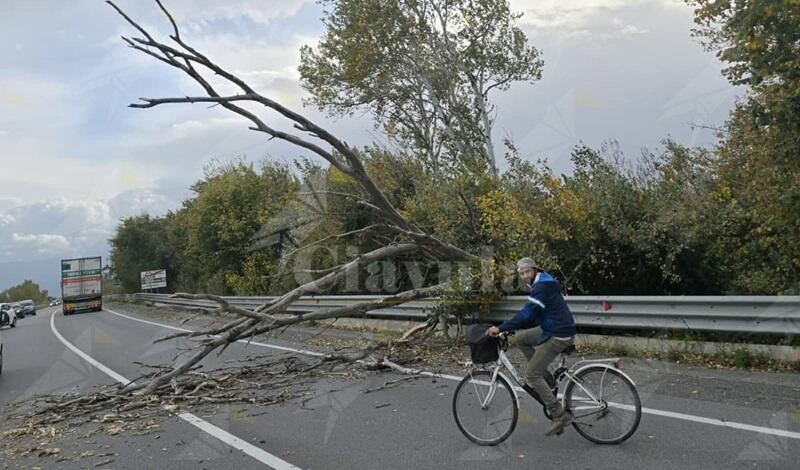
[471,337,635,418]
[457,333,643,446]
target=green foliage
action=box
[109,159,299,295]
[110,214,176,293]
[689,0,800,130]
[732,347,755,369]
[105,2,800,297]
[688,0,800,293]
[702,106,800,293]
[0,280,49,304]
[225,250,280,296]
[107,134,797,296]
[170,160,298,294]
[425,263,502,340]
[475,140,726,295]
[300,0,543,175]
[405,174,495,250]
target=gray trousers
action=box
[516,327,574,410]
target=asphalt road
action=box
[0,304,798,469]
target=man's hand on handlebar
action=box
[486,326,501,337]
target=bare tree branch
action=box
[170,293,278,323]
[233,282,449,342]
[105,0,483,394]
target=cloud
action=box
[11,233,71,256]
[167,117,245,140]
[168,33,314,105]
[0,187,182,292]
[658,64,741,146]
[512,0,678,31]
[492,0,738,174]
[188,33,311,76]
[0,189,179,264]
[0,0,334,209]
[0,198,22,213]
[0,74,86,136]
[620,24,650,37]
[516,89,577,170]
[164,0,312,29]
[107,188,176,219]
[0,199,112,240]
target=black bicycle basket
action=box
[466,324,499,363]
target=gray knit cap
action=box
[516,257,539,271]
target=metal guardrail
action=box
[121,293,800,336]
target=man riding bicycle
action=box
[487,257,577,436]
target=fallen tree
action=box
[105,0,485,395]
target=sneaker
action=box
[545,409,573,436]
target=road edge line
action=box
[103,307,800,441]
[49,310,303,470]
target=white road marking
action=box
[50,311,302,470]
[104,307,800,441]
[177,412,303,470]
[50,310,130,385]
[106,307,327,358]
[638,407,800,440]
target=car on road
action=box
[9,303,23,320]
[0,303,18,329]
[20,299,36,316]
[0,324,4,375]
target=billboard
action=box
[141,269,167,290]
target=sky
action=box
[0,0,741,295]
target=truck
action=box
[61,256,103,315]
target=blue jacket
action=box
[498,271,577,344]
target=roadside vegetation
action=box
[99,0,800,395]
[110,1,800,299]
[0,280,49,305]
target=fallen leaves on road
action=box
[0,352,367,460]
[0,303,471,463]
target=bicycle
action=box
[452,331,642,446]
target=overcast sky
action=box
[0,0,741,293]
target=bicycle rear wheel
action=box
[564,365,641,444]
[452,370,518,446]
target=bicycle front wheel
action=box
[452,370,518,446]
[564,365,641,444]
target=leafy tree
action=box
[478,141,724,295]
[169,160,299,294]
[109,214,176,293]
[688,0,800,293]
[299,0,543,176]
[104,0,800,302]
[703,106,800,293]
[0,280,49,304]
[689,0,800,132]
[634,141,720,293]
